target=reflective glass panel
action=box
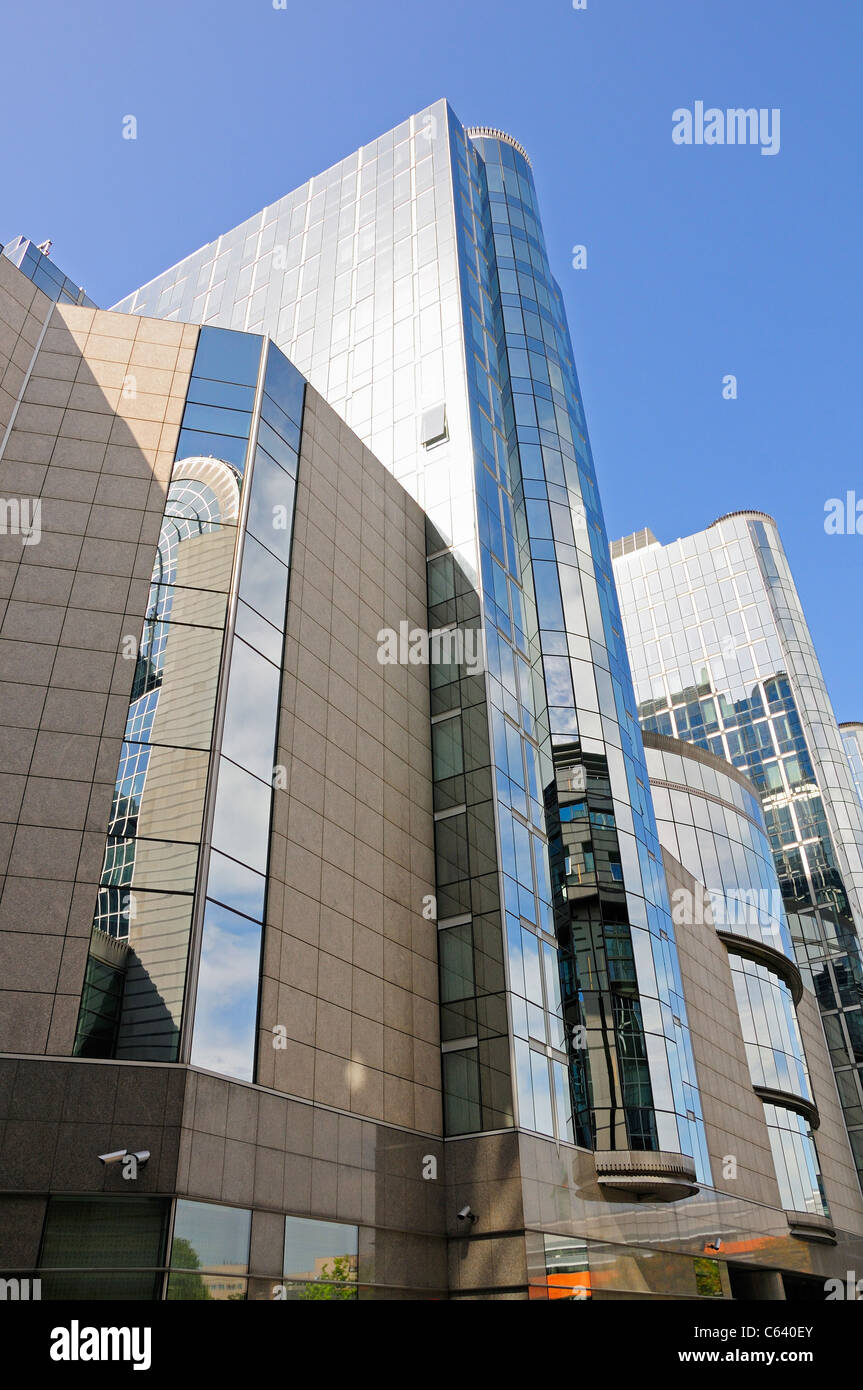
[191,902,262,1081]
[234,600,284,664]
[207,849,267,922]
[211,758,272,874]
[170,1199,251,1274]
[283,1217,358,1284]
[238,535,289,628]
[221,640,281,782]
[246,450,296,563]
[192,327,262,385]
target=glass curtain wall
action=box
[615,515,863,1179]
[841,723,863,810]
[108,101,711,1170]
[464,128,709,1174]
[75,328,304,1077]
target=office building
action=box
[613,513,863,1185]
[113,98,715,1179]
[2,106,863,1298]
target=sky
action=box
[1,0,860,715]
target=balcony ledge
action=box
[786,1210,836,1245]
[594,1150,699,1202]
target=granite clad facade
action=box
[0,255,447,1298]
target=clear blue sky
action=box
[2,0,860,715]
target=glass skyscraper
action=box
[4,109,863,1303]
[115,101,711,1177]
[842,723,863,811]
[613,512,863,1181]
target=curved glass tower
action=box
[462,128,708,1170]
[644,733,828,1218]
[112,101,710,1181]
[613,511,863,1183]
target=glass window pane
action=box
[111,743,210,844]
[530,1048,554,1135]
[257,420,298,474]
[264,347,305,425]
[221,639,281,781]
[207,849,266,921]
[432,717,464,781]
[181,402,252,438]
[40,1196,169,1269]
[170,1199,251,1272]
[186,377,256,411]
[238,535,289,627]
[283,1217,358,1284]
[166,1272,246,1301]
[101,836,198,894]
[211,758,272,874]
[38,1196,169,1301]
[176,428,250,473]
[442,1049,481,1134]
[148,582,229,628]
[439,923,473,1002]
[234,600,284,664]
[192,327,262,385]
[127,620,224,751]
[261,395,301,454]
[191,901,262,1081]
[246,450,296,563]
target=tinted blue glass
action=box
[192,327,262,386]
[261,395,301,453]
[221,639,281,782]
[207,849,266,922]
[181,403,252,438]
[246,451,296,563]
[186,378,256,411]
[238,534,289,627]
[190,901,263,1081]
[257,420,298,475]
[176,428,249,472]
[264,347,305,426]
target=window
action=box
[167,1200,251,1301]
[420,402,448,447]
[38,1197,169,1301]
[282,1217,358,1300]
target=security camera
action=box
[457,1205,478,1224]
[98,1149,150,1167]
[705,1238,722,1252]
